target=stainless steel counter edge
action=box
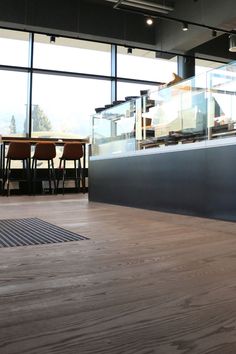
[90,136,236,161]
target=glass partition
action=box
[91,61,236,157]
[91,100,137,156]
[207,62,236,139]
[145,75,207,147]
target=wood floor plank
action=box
[0,195,236,353]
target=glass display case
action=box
[91,99,137,156]
[91,61,236,157]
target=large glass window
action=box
[195,58,223,75]
[0,70,29,136]
[117,81,157,101]
[195,59,223,88]
[0,27,225,144]
[33,35,111,76]
[31,73,111,138]
[0,29,30,67]
[117,46,177,83]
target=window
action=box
[0,70,29,136]
[195,59,223,88]
[0,29,30,67]
[32,73,111,138]
[117,46,177,83]
[195,58,223,75]
[33,35,111,76]
[117,81,157,101]
[0,27,224,144]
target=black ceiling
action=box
[0,0,235,62]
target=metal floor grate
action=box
[0,217,88,248]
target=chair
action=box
[31,142,56,194]
[57,143,83,194]
[4,142,31,196]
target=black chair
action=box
[31,143,56,194]
[3,142,31,196]
[57,143,83,194]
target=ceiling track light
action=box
[212,29,217,37]
[50,35,56,44]
[182,22,188,31]
[146,17,154,25]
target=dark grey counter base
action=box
[89,145,236,221]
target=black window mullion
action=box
[111,44,117,103]
[27,32,34,138]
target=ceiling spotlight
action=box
[146,17,154,26]
[229,34,236,52]
[212,30,217,37]
[182,22,188,31]
[50,35,56,44]
[127,47,132,54]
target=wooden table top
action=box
[2,137,89,145]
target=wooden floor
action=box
[1,195,236,354]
